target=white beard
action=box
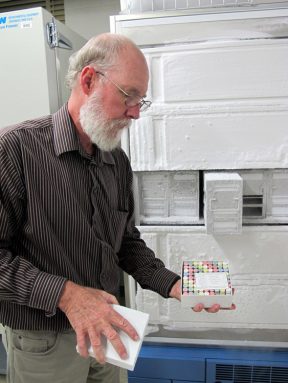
[79,92,131,152]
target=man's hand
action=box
[58,281,139,364]
[169,279,236,313]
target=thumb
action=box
[100,290,119,305]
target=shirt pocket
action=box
[92,206,128,253]
[109,209,128,253]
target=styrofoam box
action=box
[181,260,233,308]
[135,171,199,224]
[77,305,149,371]
[204,172,243,235]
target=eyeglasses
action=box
[95,70,152,112]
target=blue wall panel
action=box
[129,345,205,381]
[129,378,171,383]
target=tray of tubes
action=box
[181,260,233,308]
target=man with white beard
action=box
[0,33,222,383]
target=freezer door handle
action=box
[46,18,72,50]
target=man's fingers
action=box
[106,295,119,305]
[91,344,106,365]
[205,304,221,313]
[192,303,236,313]
[89,331,106,364]
[76,332,89,358]
[100,290,119,305]
[103,327,128,360]
[89,324,129,362]
[192,303,205,312]
[111,310,139,341]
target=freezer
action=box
[0,6,86,374]
[110,4,288,380]
[0,7,86,129]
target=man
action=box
[0,33,222,383]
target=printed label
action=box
[0,11,39,31]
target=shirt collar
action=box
[52,103,115,165]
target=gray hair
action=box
[66,33,139,89]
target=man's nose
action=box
[126,104,140,120]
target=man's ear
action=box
[80,67,96,95]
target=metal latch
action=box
[46,17,72,50]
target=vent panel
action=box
[215,363,288,383]
[0,0,65,22]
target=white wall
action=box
[64,0,121,39]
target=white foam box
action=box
[181,260,233,308]
[135,171,200,225]
[79,305,149,371]
[204,172,243,235]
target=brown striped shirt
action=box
[0,104,180,331]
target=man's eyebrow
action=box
[124,85,147,98]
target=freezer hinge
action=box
[46,18,72,50]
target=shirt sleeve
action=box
[117,156,180,298]
[0,132,66,316]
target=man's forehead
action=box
[113,65,149,96]
[117,47,148,73]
